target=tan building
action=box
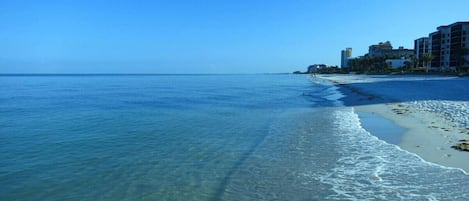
[340,48,352,68]
[368,41,414,58]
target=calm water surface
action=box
[0,74,468,200]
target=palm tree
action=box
[421,53,433,72]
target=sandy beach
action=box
[319,74,469,173]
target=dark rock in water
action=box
[452,142,469,152]
[392,108,409,115]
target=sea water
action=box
[0,74,467,200]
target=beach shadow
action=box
[330,76,469,107]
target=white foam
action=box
[317,75,469,175]
[309,76,345,107]
[309,107,469,199]
[305,75,469,199]
[410,100,469,129]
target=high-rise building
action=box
[368,41,414,58]
[414,37,429,59]
[368,41,393,57]
[430,25,451,69]
[341,48,352,68]
[414,37,429,67]
[429,21,469,70]
[450,22,469,68]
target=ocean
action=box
[0,74,468,200]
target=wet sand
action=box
[319,74,469,173]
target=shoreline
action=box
[319,74,469,174]
[355,103,469,174]
[355,110,405,145]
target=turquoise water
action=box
[0,74,468,200]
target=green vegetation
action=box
[348,55,397,74]
[420,53,433,72]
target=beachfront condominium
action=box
[429,21,469,71]
[414,37,429,65]
[341,48,352,68]
[368,41,414,58]
[368,41,393,57]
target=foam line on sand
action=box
[319,74,469,173]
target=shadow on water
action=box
[210,130,269,201]
[329,76,469,106]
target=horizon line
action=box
[0,72,294,76]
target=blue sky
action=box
[1,0,469,73]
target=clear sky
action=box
[1,0,469,74]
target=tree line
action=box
[348,50,468,74]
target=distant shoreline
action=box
[307,71,469,77]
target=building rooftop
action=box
[436,21,469,30]
[415,37,429,40]
[449,21,469,26]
